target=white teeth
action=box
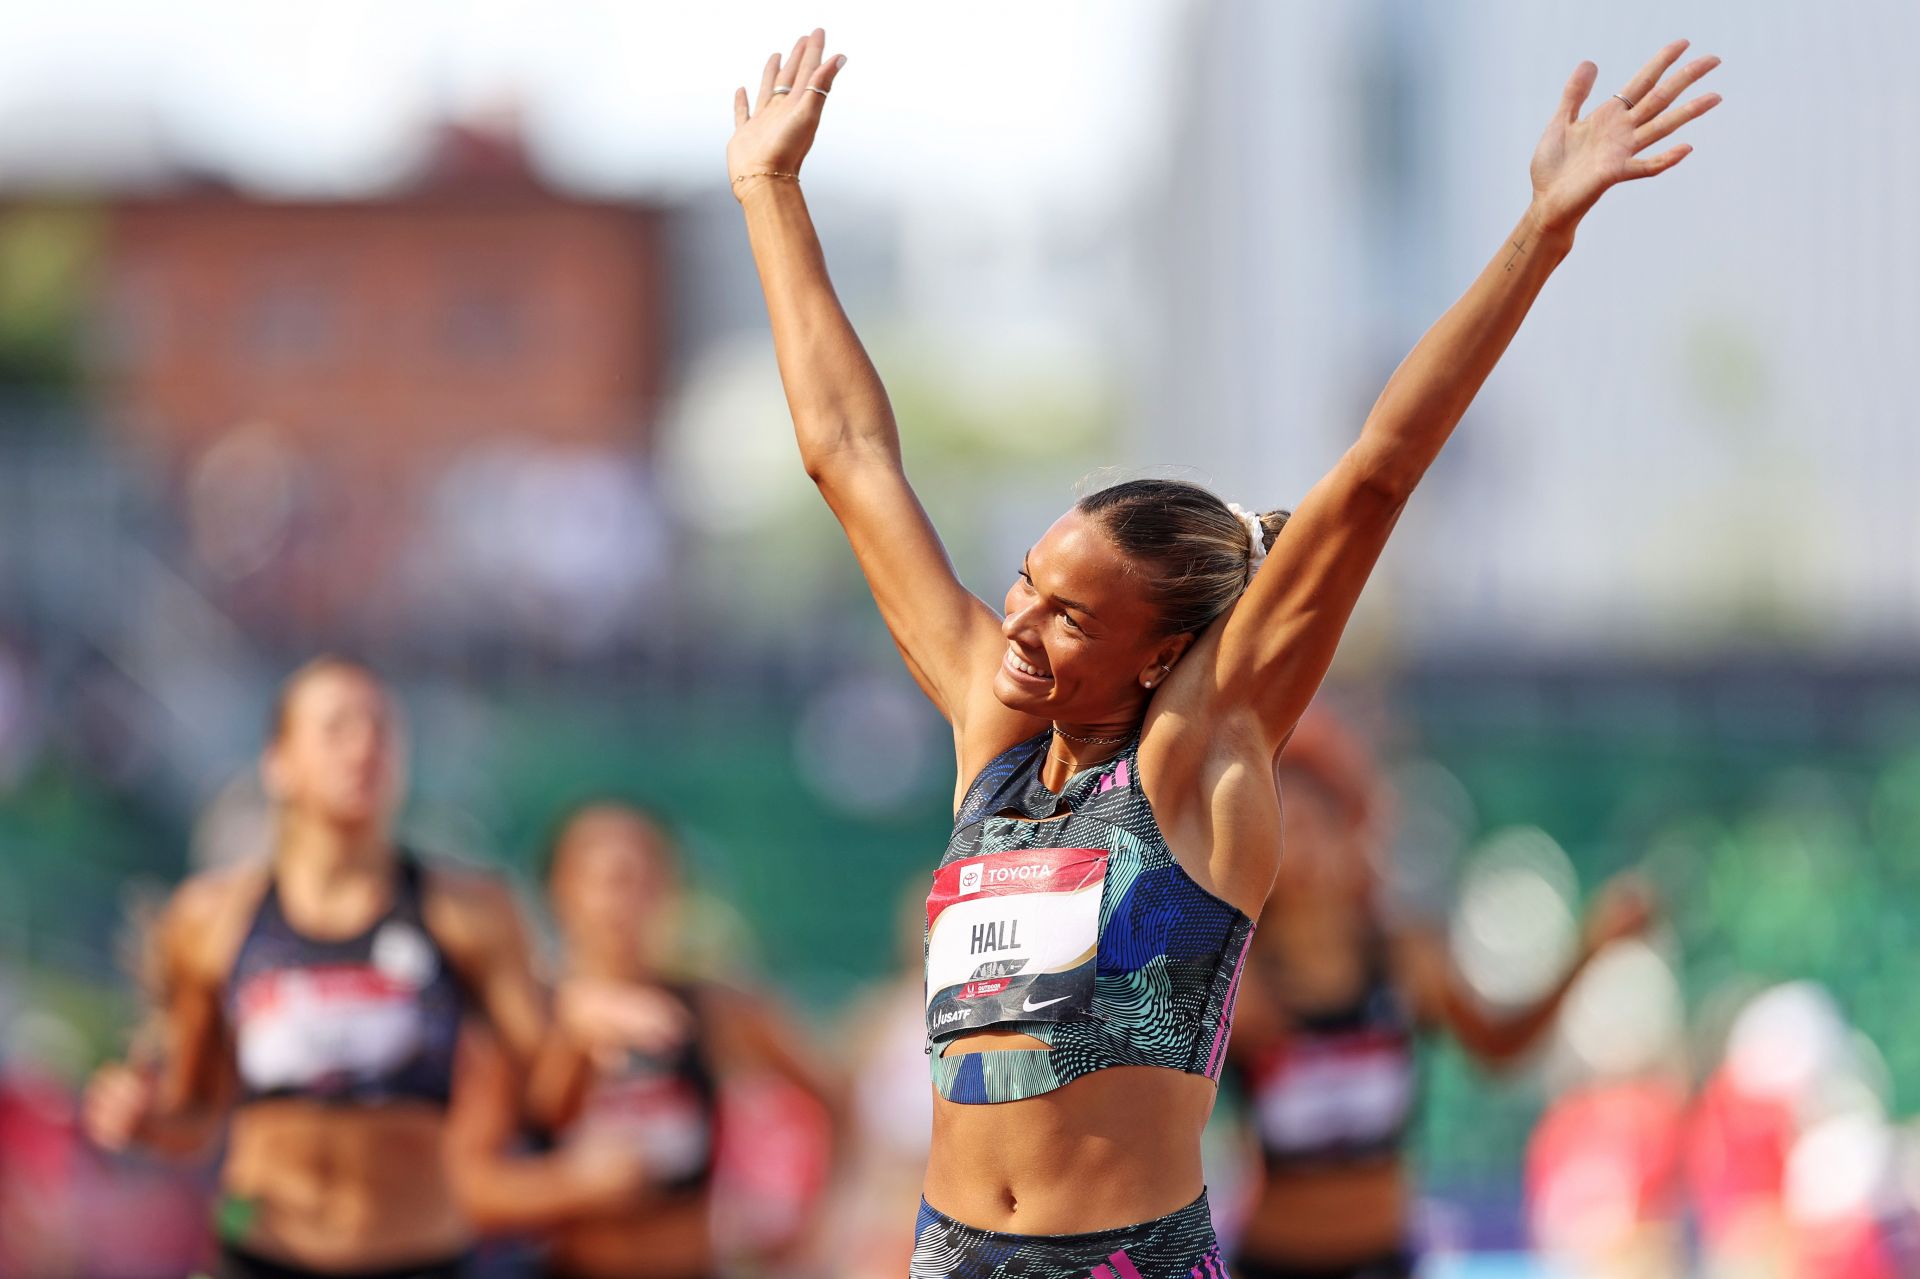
[1007,651,1050,679]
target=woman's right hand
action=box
[728,28,847,196]
[83,1061,157,1151]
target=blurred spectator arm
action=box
[524,1029,593,1135]
[1401,925,1589,1073]
[1400,874,1654,1071]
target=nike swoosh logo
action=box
[1022,995,1072,1012]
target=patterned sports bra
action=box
[925,732,1255,1105]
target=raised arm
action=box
[1401,873,1656,1069]
[730,30,1008,726]
[1214,41,1721,745]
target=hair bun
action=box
[1226,502,1269,575]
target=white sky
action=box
[0,0,1186,204]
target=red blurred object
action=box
[2,1064,212,1279]
[0,1066,82,1275]
[1684,1068,1797,1249]
[1526,1076,1686,1259]
[710,1072,833,1261]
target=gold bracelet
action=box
[731,170,799,186]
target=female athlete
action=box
[729,29,1718,1277]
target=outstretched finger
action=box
[734,86,750,128]
[1560,60,1597,124]
[1632,54,1720,123]
[756,53,781,110]
[1624,142,1692,181]
[773,34,808,92]
[792,27,826,92]
[805,51,847,102]
[1635,92,1721,151]
[1618,38,1689,109]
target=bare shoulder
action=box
[693,980,826,1086]
[418,855,518,910]
[165,860,271,983]
[1137,627,1225,782]
[417,856,533,957]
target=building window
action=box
[246,280,335,369]
[440,290,524,365]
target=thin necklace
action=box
[1052,724,1133,745]
[1049,743,1122,777]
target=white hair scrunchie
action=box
[1227,502,1269,577]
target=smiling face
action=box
[991,508,1190,725]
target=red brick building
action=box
[56,125,678,647]
[93,125,671,477]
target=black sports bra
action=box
[226,856,467,1107]
[1236,929,1419,1167]
[542,982,722,1197]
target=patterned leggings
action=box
[909,1191,1228,1279]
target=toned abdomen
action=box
[222,1101,468,1269]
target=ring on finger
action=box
[771,85,792,95]
[806,85,829,97]
[1611,92,1636,110]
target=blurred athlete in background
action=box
[730,24,1715,1276]
[84,657,551,1279]
[449,801,838,1279]
[1228,710,1654,1279]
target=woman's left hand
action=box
[1530,39,1722,237]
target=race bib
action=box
[233,965,426,1092]
[1254,1032,1416,1153]
[925,847,1107,1040]
[582,1067,712,1183]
